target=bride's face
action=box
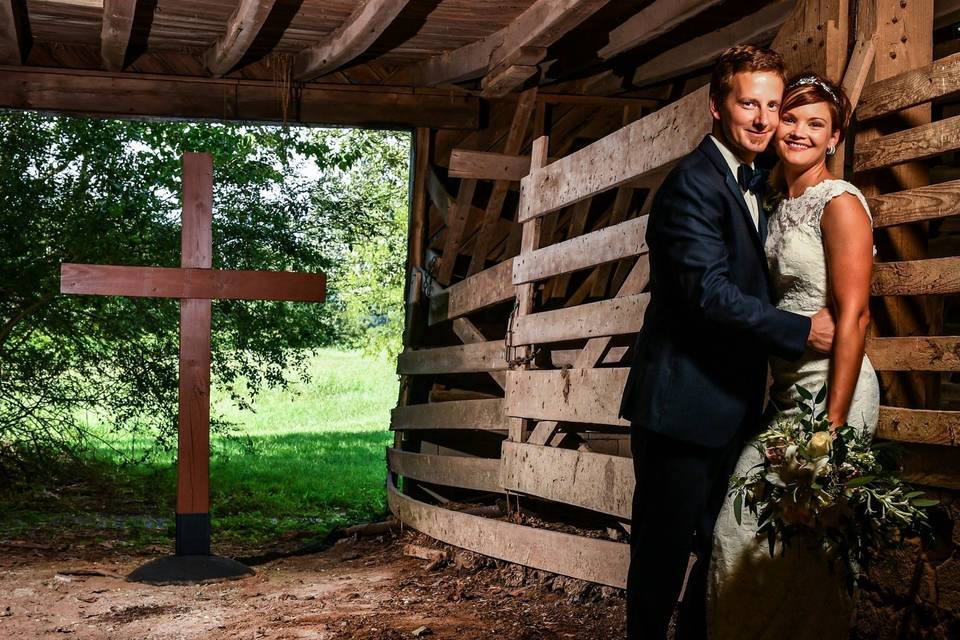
[774,102,841,169]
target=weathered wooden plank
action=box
[468,87,537,275]
[204,0,276,77]
[100,0,137,72]
[501,442,633,518]
[397,341,507,375]
[396,0,614,86]
[901,443,960,490]
[0,0,28,65]
[387,478,629,588]
[391,399,507,432]
[512,293,650,345]
[451,318,507,389]
[550,199,593,298]
[551,346,629,368]
[448,149,531,182]
[871,256,960,296]
[506,368,630,426]
[519,85,710,222]
[858,51,960,121]
[632,0,795,87]
[854,114,960,173]
[877,406,960,446]
[0,67,480,130]
[387,449,501,493]
[865,336,960,371]
[60,264,326,302]
[437,178,478,285]
[429,258,515,325]
[512,216,648,284]
[868,179,960,228]
[293,0,410,81]
[599,0,723,59]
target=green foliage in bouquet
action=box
[729,383,938,590]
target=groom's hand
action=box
[806,307,835,354]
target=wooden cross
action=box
[60,153,326,561]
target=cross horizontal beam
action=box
[61,264,326,302]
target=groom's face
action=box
[710,71,784,162]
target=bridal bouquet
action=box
[729,384,937,586]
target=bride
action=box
[707,74,879,639]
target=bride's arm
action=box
[821,192,874,428]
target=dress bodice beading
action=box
[764,179,873,315]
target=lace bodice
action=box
[765,179,873,314]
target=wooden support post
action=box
[508,135,550,443]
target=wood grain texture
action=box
[854,114,960,173]
[0,66,480,130]
[451,318,506,389]
[512,215,648,284]
[397,341,507,375]
[429,257,515,325]
[876,406,960,445]
[865,336,960,371]
[204,0,276,77]
[294,0,410,81]
[871,256,960,296]
[448,149,531,182]
[0,0,27,65]
[867,179,960,228]
[387,448,501,493]
[519,85,710,222]
[387,477,629,588]
[60,264,327,302]
[511,293,650,345]
[390,399,507,432]
[506,368,630,427]
[500,442,633,518]
[600,0,722,59]
[177,297,211,514]
[100,0,137,72]
[858,51,960,121]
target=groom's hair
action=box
[710,45,786,103]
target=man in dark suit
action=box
[618,45,835,639]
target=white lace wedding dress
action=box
[706,179,880,640]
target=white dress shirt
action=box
[709,134,760,231]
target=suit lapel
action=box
[697,137,766,259]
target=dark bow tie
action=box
[737,163,766,193]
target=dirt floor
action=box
[0,525,627,639]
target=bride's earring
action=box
[826,145,837,156]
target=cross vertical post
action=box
[176,152,214,556]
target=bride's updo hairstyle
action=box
[780,73,852,144]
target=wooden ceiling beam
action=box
[1,0,29,65]
[394,0,614,87]
[0,66,480,129]
[600,0,724,60]
[294,0,410,81]
[204,0,276,78]
[632,0,795,87]
[101,0,137,72]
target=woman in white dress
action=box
[707,74,880,639]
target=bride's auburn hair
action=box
[780,74,852,143]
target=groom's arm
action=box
[653,171,810,360]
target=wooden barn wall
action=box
[390,0,960,635]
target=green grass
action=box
[1,348,399,547]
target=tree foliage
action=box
[0,112,409,481]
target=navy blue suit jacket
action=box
[617,136,811,447]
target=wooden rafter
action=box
[632,0,795,87]
[204,0,276,78]
[101,0,137,72]
[294,0,410,81]
[599,0,723,60]
[0,0,29,65]
[393,0,613,87]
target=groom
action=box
[617,45,835,639]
